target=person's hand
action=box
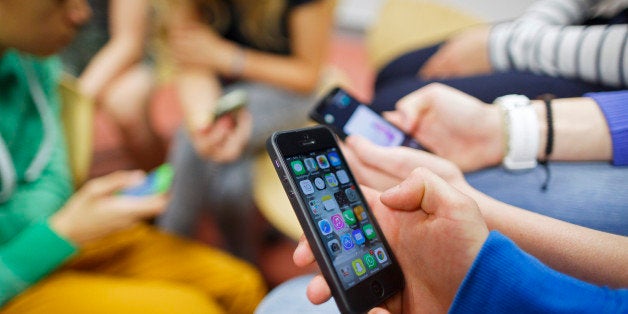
[294,169,489,313]
[340,135,470,193]
[188,109,253,163]
[383,83,504,172]
[419,25,492,79]
[49,171,167,246]
[169,21,237,74]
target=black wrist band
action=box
[539,94,555,191]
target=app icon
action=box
[325,173,338,187]
[304,158,318,172]
[314,177,326,190]
[328,152,342,167]
[352,229,365,245]
[291,160,306,175]
[299,179,314,195]
[340,266,352,278]
[331,214,345,230]
[308,199,322,215]
[341,233,354,250]
[321,194,338,211]
[318,219,332,235]
[363,253,378,270]
[374,247,388,263]
[353,205,368,222]
[343,209,357,226]
[327,239,341,255]
[345,186,358,203]
[334,191,350,207]
[336,170,349,184]
[352,259,366,276]
[363,224,376,240]
[316,155,330,169]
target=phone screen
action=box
[284,146,393,289]
[310,88,423,149]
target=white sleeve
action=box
[517,0,595,25]
[489,0,628,87]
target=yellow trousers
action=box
[1,224,266,314]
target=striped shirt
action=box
[489,0,628,87]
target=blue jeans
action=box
[466,162,628,236]
[371,45,620,112]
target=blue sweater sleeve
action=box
[585,90,628,166]
[450,231,628,313]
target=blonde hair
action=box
[194,0,288,52]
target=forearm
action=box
[466,187,628,288]
[78,38,144,99]
[452,231,628,313]
[533,96,612,162]
[175,68,222,130]
[235,50,322,94]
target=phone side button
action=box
[371,281,384,297]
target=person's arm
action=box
[78,0,149,100]
[0,141,77,306]
[341,136,628,288]
[585,90,628,165]
[532,95,613,162]
[169,0,334,94]
[465,187,628,288]
[451,231,628,313]
[384,84,625,171]
[489,0,628,88]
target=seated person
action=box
[372,0,628,109]
[0,1,265,312]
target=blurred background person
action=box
[371,0,628,110]
[156,0,335,261]
[60,0,166,171]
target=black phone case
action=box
[266,125,404,314]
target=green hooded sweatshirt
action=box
[0,50,77,306]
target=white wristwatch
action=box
[494,95,539,170]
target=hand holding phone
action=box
[310,87,424,150]
[119,163,174,196]
[267,126,404,314]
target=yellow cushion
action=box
[253,153,303,241]
[59,74,95,187]
[366,0,482,70]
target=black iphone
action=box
[310,87,424,150]
[267,126,404,314]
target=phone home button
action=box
[371,281,384,297]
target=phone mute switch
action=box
[274,159,280,168]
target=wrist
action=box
[227,45,247,78]
[495,95,540,170]
[532,100,548,160]
[49,213,79,245]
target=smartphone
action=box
[214,89,248,118]
[310,87,424,150]
[119,163,174,196]
[267,126,404,314]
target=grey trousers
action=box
[158,82,316,260]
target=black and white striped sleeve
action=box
[489,0,628,88]
[517,0,594,25]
